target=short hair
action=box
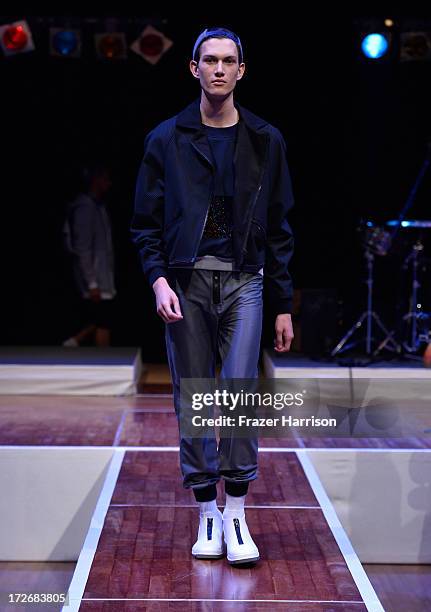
[79,161,109,192]
[192,27,243,63]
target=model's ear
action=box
[236,62,246,81]
[189,60,200,79]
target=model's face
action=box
[190,37,245,98]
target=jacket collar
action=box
[176,97,268,132]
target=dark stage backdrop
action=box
[2,10,431,360]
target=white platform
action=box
[263,350,431,379]
[308,448,431,563]
[0,347,144,395]
[0,447,115,561]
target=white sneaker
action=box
[191,509,225,559]
[223,511,260,564]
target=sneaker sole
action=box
[192,551,225,559]
[227,555,260,565]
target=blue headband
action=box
[192,27,243,63]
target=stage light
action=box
[95,33,127,59]
[361,33,389,59]
[130,25,173,65]
[400,32,431,62]
[0,20,34,56]
[50,28,81,57]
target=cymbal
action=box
[386,220,431,228]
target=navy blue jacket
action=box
[131,98,295,314]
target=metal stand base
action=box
[331,309,402,357]
[331,249,402,358]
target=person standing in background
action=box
[63,163,116,347]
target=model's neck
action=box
[200,91,238,127]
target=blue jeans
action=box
[165,268,263,493]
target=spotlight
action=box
[50,28,81,58]
[95,33,127,59]
[0,20,34,56]
[361,33,389,59]
[401,32,431,62]
[130,25,173,65]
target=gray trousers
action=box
[165,268,263,493]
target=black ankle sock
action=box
[193,484,217,502]
[225,481,249,497]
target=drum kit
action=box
[332,146,431,359]
[331,218,431,358]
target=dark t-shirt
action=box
[197,123,238,260]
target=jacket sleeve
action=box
[130,129,169,287]
[70,200,99,290]
[264,129,295,316]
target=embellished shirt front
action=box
[197,122,238,260]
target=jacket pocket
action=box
[251,219,266,241]
[244,219,267,264]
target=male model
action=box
[131,27,294,564]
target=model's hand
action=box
[274,314,294,352]
[153,277,183,323]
